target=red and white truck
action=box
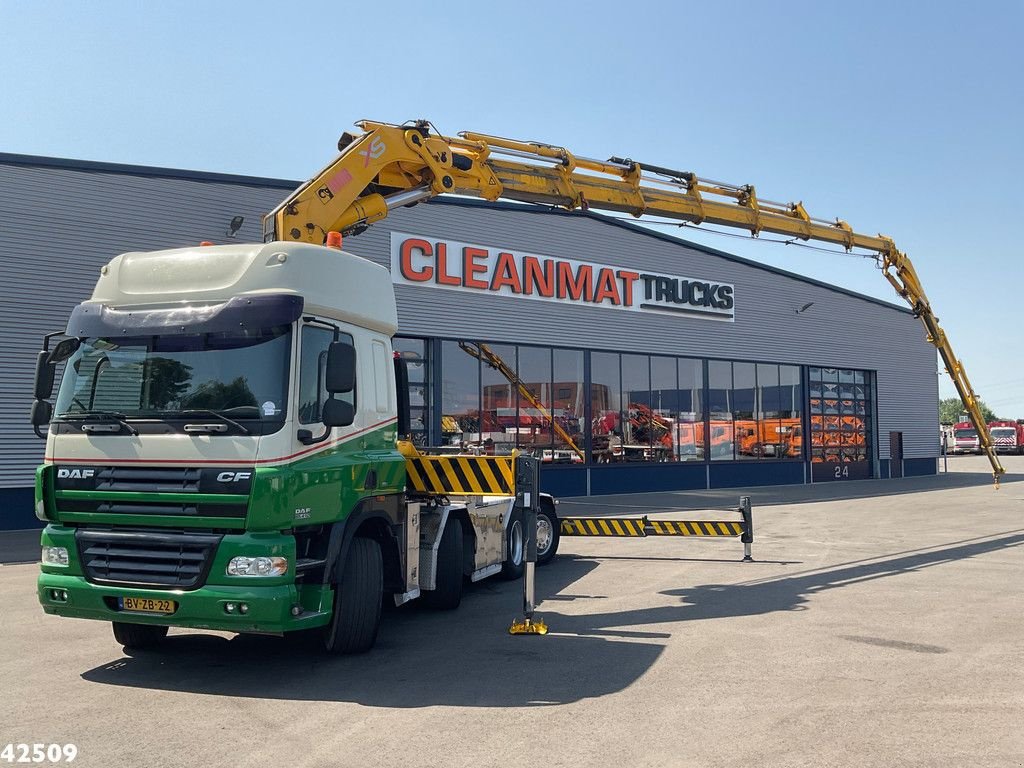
[988,421,1024,455]
[951,421,981,454]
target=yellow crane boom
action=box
[264,119,1004,482]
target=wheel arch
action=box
[443,505,477,577]
[325,500,404,592]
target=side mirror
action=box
[31,399,53,436]
[322,398,355,428]
[33,352,56,400]
[48,337,81,364]
[325,342,356,394]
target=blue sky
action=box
[2,1,1021,417]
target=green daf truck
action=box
[32,239,560,653]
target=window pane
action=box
[757,364,780,419]
[708,360,734,460]
[650,356,678,462]
[751,363,780,459]
[779,365,803,458]
[733,362,757,460]
[479,343,517,454]
[553,348,585,463]
[678,358,704,461]
[779,366,801,418]
[591,352,621,463]
[298,326,344,425]
[517,345,553,453]
[441,340,479,446]
[622,354,655,461]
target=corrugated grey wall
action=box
[0,157,938,490]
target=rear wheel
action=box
[112,622,168,650]
[422,518,464,609]
[323,536,383,654]
[500,508,525,580]
[536,501,560,566]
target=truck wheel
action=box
[422,518,463,609]
[500,508,525,580]
[536,501,560,566]
[323,536,383,654]
[112,622,168,650]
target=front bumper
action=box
[37,525,331,634]
[37,573,331,633]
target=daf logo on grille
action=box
[216,471,252,483]
[57,468,95,479]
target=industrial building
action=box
[0,153,940,529]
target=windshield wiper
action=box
[59,409,139,436]
[178,409,252,435]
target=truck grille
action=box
[94,467,203,493]
[75,529,222,590]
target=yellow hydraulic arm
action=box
[264,119,1004,482]
[457,341,585,462]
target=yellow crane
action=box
[264,119,1004,483]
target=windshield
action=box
[954,429,978,439]
[54,327,291,419]
[990,428,1015,437]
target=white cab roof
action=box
[90,241,398,336]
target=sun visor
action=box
[66,294,304,337]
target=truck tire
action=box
[323,536,383,654]
[112,622,168,650]
[500,507,525,580]
[537,500,560,566]
[422,518,463,609]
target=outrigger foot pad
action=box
[509,617,548,635]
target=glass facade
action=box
[397,336,873,470]
[705,360,804,461]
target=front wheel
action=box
[536,501,560,566]
[323,536,383,654]
[112,622,168,650]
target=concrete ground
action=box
[2,454,1022,767]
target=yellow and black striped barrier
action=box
[404,454,515,496]
[560,497,755,561]
[648,519,744,536]
[560,517,647,537]
[560,516,740,537]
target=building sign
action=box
[390,232,735,321]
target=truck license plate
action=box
[120,596,176,614]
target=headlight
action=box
[42,546,69,566]
[226,556,288,577]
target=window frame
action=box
[297,321,355,426]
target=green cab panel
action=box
[248,424,406,530]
